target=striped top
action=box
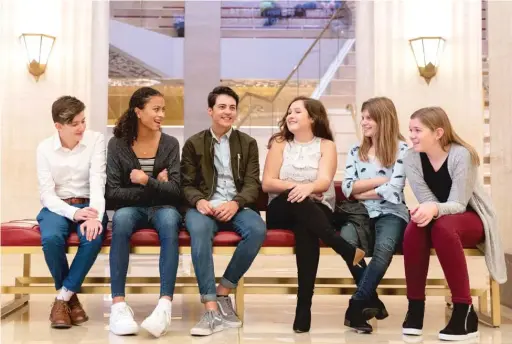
[138,157,155,176]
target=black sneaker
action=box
[344,299,373,333]
[438,303,479,341]
[402,300,425,336]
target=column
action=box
[355,0,374,112]
[89,0,110,135]
[183,1,221,140]
[487,0,512,307]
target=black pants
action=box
[267,191,356,299]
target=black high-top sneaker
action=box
[439,303,479,341]
[362,293,389,320]
[344,299,373,333]
[402,300,425,336]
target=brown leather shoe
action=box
[50,299,72,329]
[68,294,89,325]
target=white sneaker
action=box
[141,305,172,338]
[109,303,139,336]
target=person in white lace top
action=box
[262,96,365,333]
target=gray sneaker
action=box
[190,310,224,336]
[217,296,242,328]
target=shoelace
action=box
[220,297,237,316]
[115,305,135,320]
[154,308,171,335]
[51,301,71,317]
[199,311,218,330]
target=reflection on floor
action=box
[2,254,511,343]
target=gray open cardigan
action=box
[404,144,507,284]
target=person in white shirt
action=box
[36,96,107,329]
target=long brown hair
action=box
[267,96,334,148]
[359,97,405,168]
[410,107,480,166]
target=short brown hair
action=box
[51,96,85,124]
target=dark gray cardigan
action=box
[105,133,181,209]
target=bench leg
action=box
[235,277,245,323]
[2,254,31,318]
[490,277,501,327]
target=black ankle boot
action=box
[439,303,479,341]
[293,298,312,333]
[344,299,373,333]
[402,300,425,336]
[362,294,389,321]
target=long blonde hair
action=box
[410,107,480,166]
[359,97,405,168]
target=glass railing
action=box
[234,4,355,131]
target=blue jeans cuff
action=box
[201,294,217,303]
[220,277,237,289]
[112,293,125,298]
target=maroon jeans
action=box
[403,211,484,304]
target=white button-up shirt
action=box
[36,130,106,221]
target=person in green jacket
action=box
[180,86,267,337]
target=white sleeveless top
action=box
[268,137,336,211]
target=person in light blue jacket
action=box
[340,97,409,333]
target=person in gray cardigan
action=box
[402,106,506,341]
[106,87,181,338]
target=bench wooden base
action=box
[1,247,501,328]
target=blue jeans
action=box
[340,214,406,300]
[110,206,181,298]
[37,204,108,292]
[185,208,267,303]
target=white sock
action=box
[157,298,172,311]
[56,287,74,301]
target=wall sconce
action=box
[19,33,56,81]
[409,36,446,85]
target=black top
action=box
[106,133,181,209]
[420,152,451,203]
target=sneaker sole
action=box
[190,324,224,336]
[110,325,139,336]
[403,328,423,336]
[222,319,243,328]
[344,319,373,333]
[438,331,479,341]
[141,319,168,338]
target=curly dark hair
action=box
[113,87,163,145]
[267,96,334,148]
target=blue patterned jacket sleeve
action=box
[374,142,408,204]
[342,145,360,198]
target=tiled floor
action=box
[2,254,510,343]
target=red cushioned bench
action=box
[0,183,501,327]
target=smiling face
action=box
[208,94,237,131]
[135,95,165,131]
[360,109,378,138]
[409,117,444,153]
[285,100,313,135]
[55,111,86,144]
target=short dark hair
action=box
[207,86,239,108]
[52,96,86,124]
